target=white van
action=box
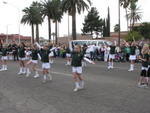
[69,40,112,51]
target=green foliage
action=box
[125,31,142,41]
[114,24,120,32]
[62,0,91,40]
[51,0,63,22]
[81,7,103,38]
[62,0,92,14]
[31,2,43,25]
[127,0,142,30]
[133,22,150,39]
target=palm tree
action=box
[31,2,43,43]
[127,1,142,30]
[21,7,36,44]
[51,0,63,44]
[62,0,91,40]
[41,0,54,42]
[120,0,131,31]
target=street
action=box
[0,58,150,113]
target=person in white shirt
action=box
[104,45,110,62]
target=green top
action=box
[40,49,50,63]
[66,47,70,53]
[110,46,116,54]
[130,46,136,55]
[18,47,25,58]
[125,47,131,54]
[71,51,84,67]
[1,48,8,56]
[31,49,39,60]
[142,54,149,67]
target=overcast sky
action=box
[0,0,149,39]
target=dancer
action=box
[18,42,26,75]
[26,44,40,78]
[128,42,137,71]
[71,45,95,92]
[0,44,8,71]
[138,44,150,88]
[36,43,52,83]
[108,43,116,69]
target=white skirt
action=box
[66,53,71,58]
[1,56,8,60]
[31,60,38,64]
[129,55,136,60]
[19,57,26,61]
[141,67,148,71]
[42,63,51,69]
[109,54,115,60]
[72,66,82,74]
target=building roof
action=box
[0,34,31,40]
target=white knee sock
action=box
[130,64,134,70]
[48,74,52,80]
[75,82,80,88]
[26,68,30,73]
[108,62,110,67]
[43,75,47,80]
[80,80,84,88]
[111,62,114,68]
[23,68,26,73]
[4,65,7,69]
[2,65,4,69]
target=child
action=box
[65,45,71,65]
[71,45,95,92]
[37,43,52,83]
[108,43,116,69]
[26,44,39,78]
[18,42,26,75]
[0,44,8,71]
[138,44,150,88]
[128,42,137,71]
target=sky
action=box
[0,0,150,39]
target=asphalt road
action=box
[0,58,150,113]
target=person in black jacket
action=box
[0,44,8,71]
[12,42,19,61]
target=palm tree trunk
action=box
[55,21,58,44]
[125,8,129,31]
[132,16,135,31]
[118,0,121,46]
[31,24,34,44]
[72,7,77,40]
[48,17,51,42]
[36,24,39,43]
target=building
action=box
[0,34,31,44]
[110,31,128,39]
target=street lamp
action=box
[6,24,11,44]
[3,1,21,44]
